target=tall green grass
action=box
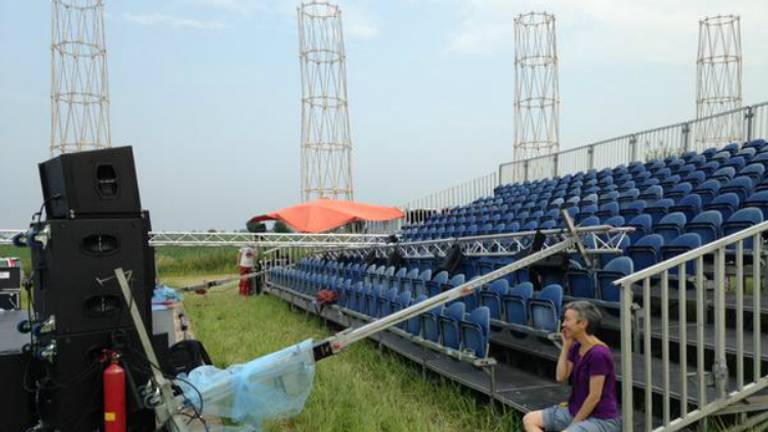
[164,275,522,432]
[155,246,237,276]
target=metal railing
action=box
[391,102,767,237]
[397,171,498,226]
[500,102,768,184]
[614,220,768,431]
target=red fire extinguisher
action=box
[103,351,126,432]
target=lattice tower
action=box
[50,0,112,156]
[695,15,742,149]
[514,12,559,162]
[298,1,354,202]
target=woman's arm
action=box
[555,339,573,382]
[571,375,605,423]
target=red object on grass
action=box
[249,198,404,233]
[103,356,126,432]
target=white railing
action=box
[397,171,498,226]
[499,103,768,184]
[615,221,768,431]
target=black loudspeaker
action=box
[32,216,155,335]
[39,146,141,219]
[34,330,158,432]
[0,352,35,432]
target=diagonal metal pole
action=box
[115,268,190,432]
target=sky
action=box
[1,0,768,231]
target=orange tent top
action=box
[250,198,404,233]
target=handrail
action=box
[614,219,768,286]
[506,102,768,168]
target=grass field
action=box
[162,274,523,432]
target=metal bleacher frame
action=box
[263,225,654,426]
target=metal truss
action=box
[695,15,742,149]
[298,1,354,201]
[514,12,559,166]
[0,229,391,248]
[148,232,391,247]
[51,0,112,156]
[323,225,631,260]
[0,228,629,255]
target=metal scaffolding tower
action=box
[695,15,742,149]
[298,1,354,202]
[513,12,559,163]
[50,0,112,156]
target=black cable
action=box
[122,343,209,431]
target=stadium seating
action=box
[270,138,768,369]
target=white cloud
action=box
[447,0,768,65]
[124,13,227,30]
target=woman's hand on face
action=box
[561,327,573,345]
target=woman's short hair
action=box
[565,301,602,335]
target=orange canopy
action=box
[250,198,404,233]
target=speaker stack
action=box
[23,146,157,431]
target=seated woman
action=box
[523,301,621,432]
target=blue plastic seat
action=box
[421,304,445,342]
[627,214,653,244]
[502,282,534,326]
[596,257,634,302]
[669,194,702,221]
[661,233,702,275]
[603,215,625,227]
[739,163,765,184]
[628,234,664,271]
[365,284,383,317]
[692,180,722,206]
[654,212,687,243]
[618,188,640,205]
[683,170,707,187]
[413,269,433,297]
[579,216,600,227]
[394,291,413,329]
[478,279,509,320]
[378,287,400,317]
[639,185,663,202]
[676,164,696,177]
[405,294,428,335]
[723,156,747,172]
[439,302,466,350]
[744,191,768,220]
[704,192,740,221]
[723,208,764,249]
[666,182,693,201]
[530,284,564,332]
[567,263,595,298]
[711,166,736,184]
[619,200,646,219]
[720,176,755,202]
[461,307,491,358]
[685,210,723,244]
[596,202,620,222]
[577,204,599,222]
[646,198,675,225]
[598,191,619,206]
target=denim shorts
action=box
[542,405,622,432]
